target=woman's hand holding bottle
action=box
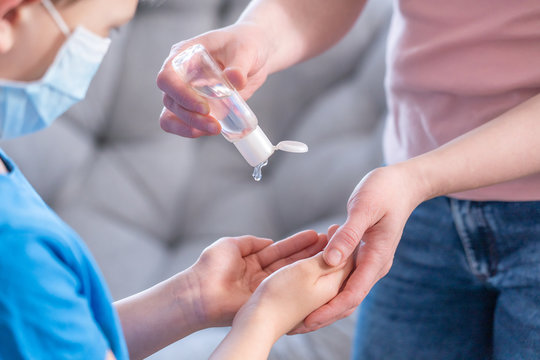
[156,23,272,138]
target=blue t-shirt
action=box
[0,149,128,360]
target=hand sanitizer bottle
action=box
[172,44,308,181]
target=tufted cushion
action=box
[1,0,392,358]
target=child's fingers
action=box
[256,230,319,268]
[228,235,273,257]
[327,224,340,239]
[263,234,327,272]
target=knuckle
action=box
[185,113,194,130]
[340,289,362,309]
[170,41,187,55]
[156,60,176,90]
[197,249,213,265]
[337,226,362,252]
[156,71,167,90]
[346,191,361,210]
[162,94,173,109]
[175,91,190,108]
[379,258,394,279]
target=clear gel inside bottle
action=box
[173,45,258,142]
[172,44,308,181]
[192,84,256,141]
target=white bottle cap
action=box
[233,126,308,167]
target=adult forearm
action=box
[237,0,367,73]
[399,93,540,201]
[114,271,205,360]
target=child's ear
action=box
[0,0,22,54]
[0,18,15,53]
[0,0,47,53]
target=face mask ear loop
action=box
[41,0,71,37]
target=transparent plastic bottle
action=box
[172,44,308,181]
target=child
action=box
[0,1,352,359]
[157,0,540,358]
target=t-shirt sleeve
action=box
[0,232,111,360]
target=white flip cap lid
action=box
[275,140,309,153]
[233,126,308,167]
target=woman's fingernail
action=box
[327,249,342,266]
[206,122,220,134]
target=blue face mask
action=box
[0,0,111,140]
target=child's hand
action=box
[189,230,327,329]
[232,226,353,341]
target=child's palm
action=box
[193,231,327,327]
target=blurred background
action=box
[0,0,391,358]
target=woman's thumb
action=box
[323,214,368,267]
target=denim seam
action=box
[450,199,482,278]
[482,207,499,278]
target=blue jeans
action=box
[352,196,540,360]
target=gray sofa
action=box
[0,0,391,358]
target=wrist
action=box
[169,269,211,331]
[210,303,278,359]
[231,20,280,71]
[235,16,300,74]
[388,160,436,206]
[234,301,281,343]
[189,261,235,329]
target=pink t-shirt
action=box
[383,0,540,201]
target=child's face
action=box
[0,0,138,81]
